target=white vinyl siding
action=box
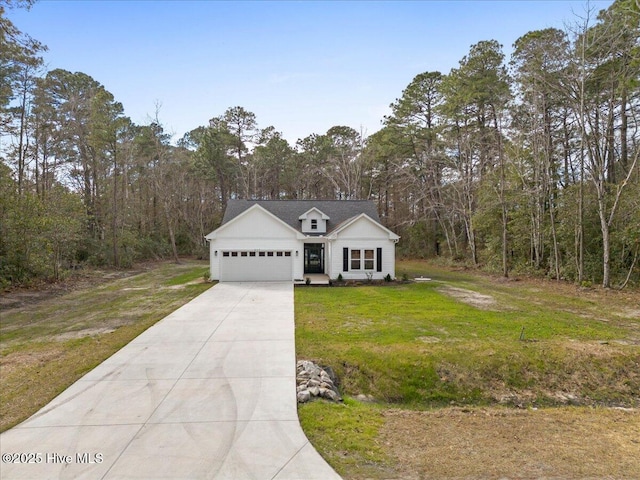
[300,209,328,233]
[328,217,396,280]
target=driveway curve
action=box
[0,282,342,480]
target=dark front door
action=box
[304,243,324,274]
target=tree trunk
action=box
[495,112,508,278]
[620,86,628,173]
[606,93,616,184]
[598,193,611,288]
[576,150,584,284]
[163,200,181,264]
[549,194,561,281]
[501,199,508,277]
[112,146,119,268]
[17,81,28,197]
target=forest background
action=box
[1,0,639,289]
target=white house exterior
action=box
[205,200,400,282]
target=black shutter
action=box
[376,248,382,272]
[343,248,349,271]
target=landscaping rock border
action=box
[296,360,342,403]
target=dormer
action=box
[299,207,329,234]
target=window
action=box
[231,251,238,257]
[249,252,256,257]
[223,252,230,257]
[311,219,318,230]
[350,249,375,270]
[277,251,283,257]
[364,249,374,270]
[284,251,291,257]
[267,251,274,257]
[259,252,266,257]
[241,251,248,257]
[351,249,361,270]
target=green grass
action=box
[162,265,210,286]
[0,260,213,432]
[296,262,640,408]
[296,260,640,477]
[298,398,391,478]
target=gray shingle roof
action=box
[221,199,381,234]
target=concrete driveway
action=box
[0,282,342,480]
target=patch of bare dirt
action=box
[438,286,498,310]
[163,279,209,290]
[0,348,65,378]
[416,336,441,343]
[0,268,147,313]
[380,407,640,480]
[490,273,640,312]
[615,338,640,345]
[53,327,118,341]
[619,307,640,319]
[563,339,620,358]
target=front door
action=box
[304,243,324,274]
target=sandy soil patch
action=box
[53,327,118,341]
[380,407,640,479]
[0,349,64,378]
[562,339,619,358]
[438,286,498,309]
[619,307,640,319]
[416,336,441,343]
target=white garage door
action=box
[220,250,293,282]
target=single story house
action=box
[204,199,400,282]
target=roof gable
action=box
[298,207,330,220]
[328,213,400,240]
[205,203,303,240]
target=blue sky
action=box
[7,0,612,145]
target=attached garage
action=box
[219,250,293,282]
[205,201,399,282]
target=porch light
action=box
[296,250,299,256]
[214,250,218,256]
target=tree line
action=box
[1,0,638,289]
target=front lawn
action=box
[295,260,640,478]
[296,279,638,407]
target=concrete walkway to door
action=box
[0,282,342,480]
